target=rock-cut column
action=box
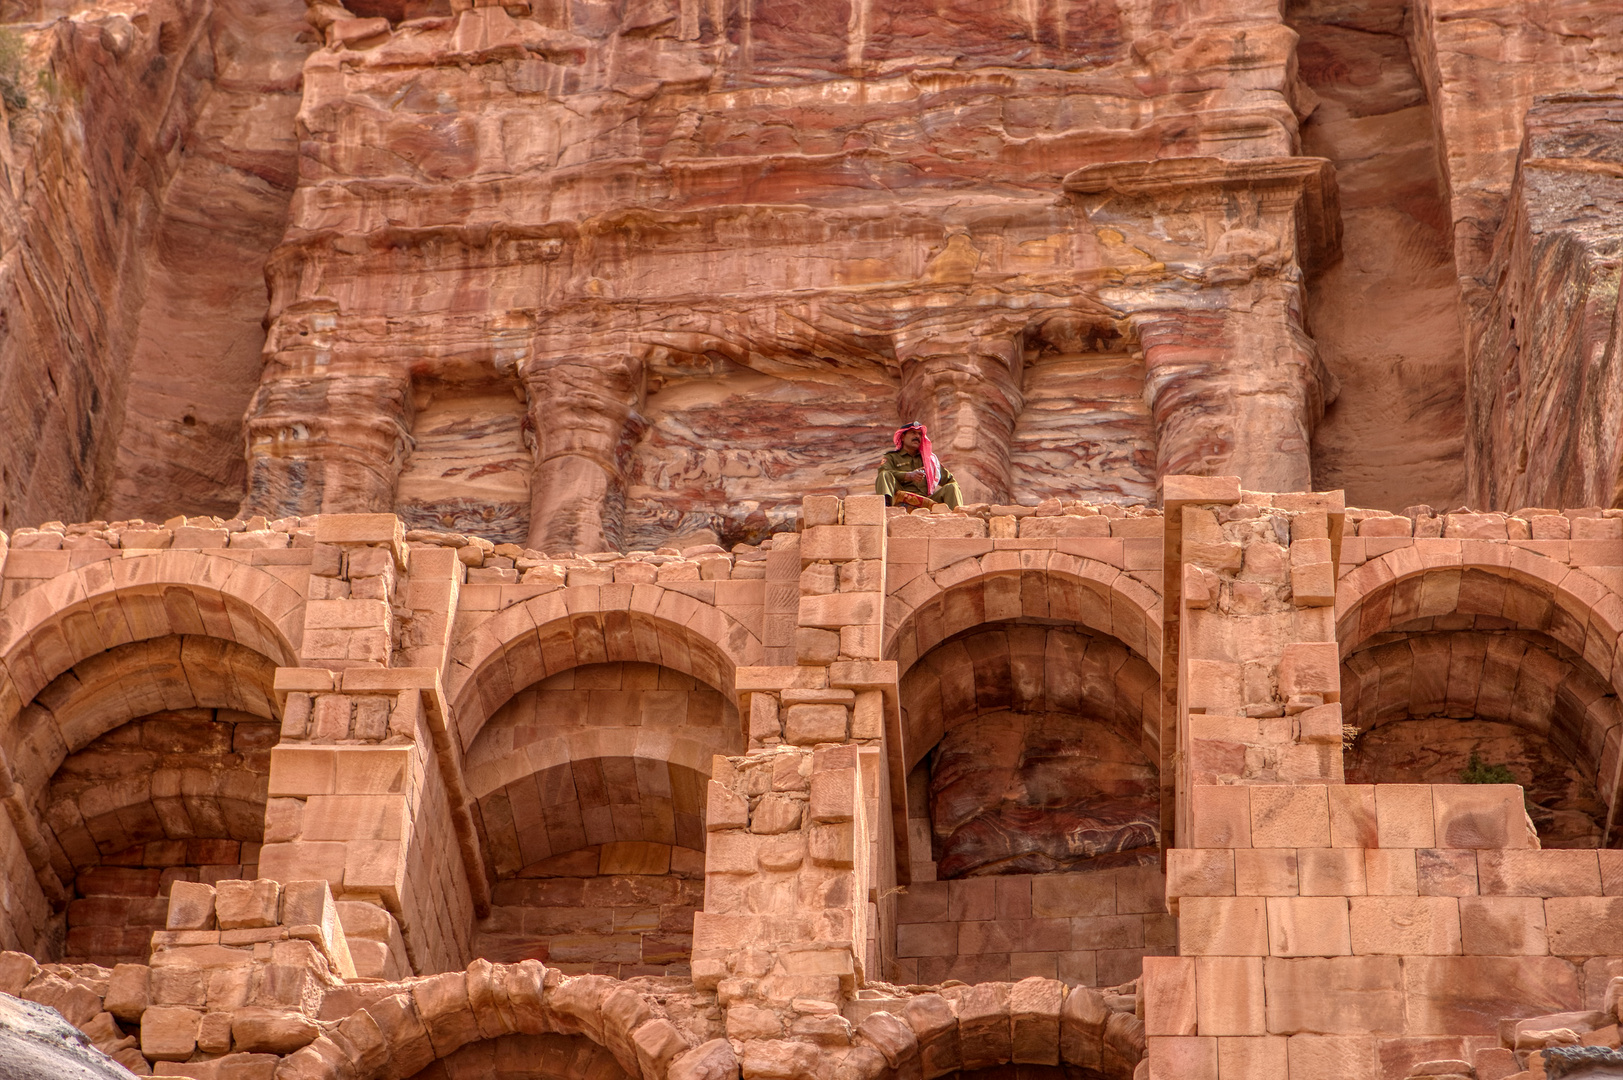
[1066,158,1343,497]
[521,352,644,554]
[894,317,1027,505]
[1134,300,1331,494]
[242,369,414,520]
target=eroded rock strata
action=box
[2,0,1623,1077]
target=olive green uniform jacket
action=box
[875,450,965,508]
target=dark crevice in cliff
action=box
[1291,0,1469,511]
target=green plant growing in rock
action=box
[1460,751,1516,785]
[0,28,26,115]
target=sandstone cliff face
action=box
[96,0,315,521]
[238,0,1335,551]
[0,990,138,1080]
[0,0,310,528]
[1408,0,1623,507]
[1469,96,1623,511]
[0,0,1609,538]
[1290,0,1468,511]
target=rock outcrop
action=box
[0,991,139,1080]
[235,0,1340,550]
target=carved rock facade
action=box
[0,0,1618,1076]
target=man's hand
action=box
[904,469,926,484]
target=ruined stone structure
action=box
[0,0,1620,1076]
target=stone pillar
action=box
[257,513,487,977]
[520,353,644,554]
[1145,485,1623,1078]
[796,494,887,665]
[692,495,906,1046]
[1159,477,1346,849]
[1134,303,1328,493]
[894,321,1026,506]
[1068,158,1342,496]
[242,370,413,520]
[138,878,352,1064]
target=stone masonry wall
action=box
[1,495,1623,1079]
[893,866,1174,989]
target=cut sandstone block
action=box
[1235,850,1298,897]
[1217,1035,1287,1077]
[1145,1035,1216,1080]
[1375,786,1436,848]
[1477,850,1602,896]
[1299,849,1366,897]
[1545,897,1623,955]
[165,881,216,931]
[1178,898,1267,956]
[784,704,847,745]
[1459,896,1549,955]
[1191,787,1251,849]
[213,879,280,930]
[1265,897,1350,957]
[141,1006,201,1061]
[1142,957,1196,1037]
[1431,785,1536,849]
[1264,957,1404,1036]
[1196,957,1265,1036]
[1277,643,1339,700]
[1250,786,1330,848]
[1347,897,1461,955]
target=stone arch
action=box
[898,624,1159,775]
[844,981,1143,1080]
[886,562,1163,880]
[0,554,303,733]
[273,961,706,1080]
[1336,547,1623,845]
[445,586,766,754]
[883,556,1162,680]
[406,1031,632,1080]
[448,590,759,975]
[9,635,284,963]
[8,636,280,801]
[465,722,724,877]
[1335,545,1623,669]
[0,564,300,955]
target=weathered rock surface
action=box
[1545,1046,1623,1078]
[235,0,1336,550]
[1290,0,1468,510]
[1469,95,1623,510]
[0,991,139,1080]
[929,710,1159,878]
[0,0,310,529]
[1407,0,1623,508]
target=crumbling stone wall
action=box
[0,494,1621,1080]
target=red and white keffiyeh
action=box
[893,422,940,494]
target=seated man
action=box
[875,421,964,509]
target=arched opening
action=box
[447,591,763,975]
[1339,563,1623,848]
[13,636,280,964]
[948,1065,1123,1080]
[462,654,743,975]
[405,1032,631,1080]
[0,564,301,957]
[886,563,1167,987]
[901,623,1160,880]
